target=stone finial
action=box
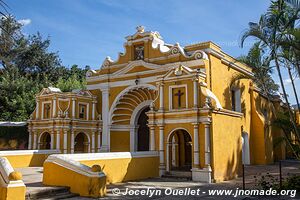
[91,164,102,172]
[9,171,23,181]
[136,25,145,33]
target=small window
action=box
[231,89,241,112]
[79,104,86,119]
[44,103,51,119]
[134,45,144,60]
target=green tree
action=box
[0,67,42,121]
[0,16,88,121]
[241,0,300,140]
[56,74,86,92]
[238,43,279,95]
[237,43,279,116]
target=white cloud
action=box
[18,19,31,26]
[284,78,292,85]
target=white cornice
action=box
[0,149,60,156]
[86,59,206,85]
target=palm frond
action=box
[285,0,300,10]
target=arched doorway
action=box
[242,132,250,165]
[39,132,51,149]
[137,106,150,151]
[74,132,90,153]
[167,129,192,171]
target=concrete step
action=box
[162,171,192,181]
[26,186,78,200]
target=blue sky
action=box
[8,0,300,104]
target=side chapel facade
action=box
[28,26,285,182]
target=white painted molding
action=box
[86,60,205,84]
[0,157,25,187]
[55,151,159,161]
[168,84,188,110]
[129,100,153,151]
[0,149,61,156]
[45,154,106,178]
[109,84,156,124]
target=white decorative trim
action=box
[155,116,211,124]
[86,60,205,84]
[0,157,25,188]
[51,151,159,162]
[45,154,106,178]
[109,84,156,124]
[168,84,188,110]
[0,149,60,156]
[129,100,153,152]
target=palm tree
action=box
[278,0,300,111]
[241,0,300,140]
[237,43,279,116]
[0,0,8,17]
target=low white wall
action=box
[58,151,159,161]
[0,149,61,168]
[0,149,60,156]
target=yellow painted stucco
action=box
[0,185,26,200]
[110,131,130,152]
[43,162,106,198]
[80,156,159,183]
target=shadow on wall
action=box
[80,152,159,184]
[217,138,242,182]
[223,80,246,114]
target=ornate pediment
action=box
[74,90,93,97]
[162,64,194,80]
[38,87,62,96]
[97,26,209,72]
[113,60,160,76]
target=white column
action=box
[193,123,200,167]
[205,123,211,166]
[92,100,96,120]
[159,126,165,176]
[28,130,32,150]
[50,131,54,149]
[52,97,57,118]
[97,129,101,152]
[63,130,68,153]
[150,126,155,151]
[72,98,76,118]
[71,130,75,153]
[33,131,37,149]
[35,99,39,119]
[56,130,60,150]
[91,132,95,153]
[166,142,170,172]
[101,88,110,152]
[159,83,164,111]
[193,78,199,108]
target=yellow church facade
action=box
[28,26,285,183]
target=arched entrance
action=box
[39,132,51,149]
[74,132,90,153]
[137,106,150,151]
[242,132,250,165]
[167,129,192,171]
